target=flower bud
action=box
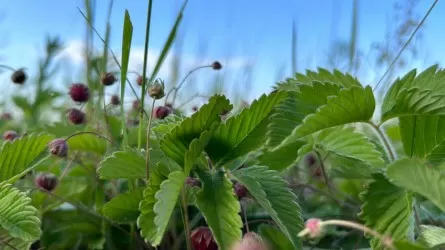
[35,173,58,191]
[148,79,165,99]
[298,218,323,239]
[48,138,68,157]
[11,68,27,84]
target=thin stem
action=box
[138,0,153,150]
[0,64,16,72]
[373,0,439,91]
[145,98,156,180]
[366,121,395,161]
[8,155,51,184]
[242,201,250,232]
[165,65,211,105]
[65,131,112,143]
[180,190,192,250]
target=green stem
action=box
[7,155,51,184]
[65,131,112,143]
[366,121,395,161]
[145,98,156,180]
[0,64,16,72]
[180,190,192,250]
[138,0,153,150]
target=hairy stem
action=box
[145,98,156,180]
[180,190,192,250]
[65,131,112,143]
[367,121,395,161]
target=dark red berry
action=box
[110,95,120,105]
[35,173,58,191]
[67,108,86,125]
[305,154,317,166]
[11,68,27,84]
[234,182,248,199]
[211,61,222,70]
[48,138,68,157]
[132,100,141,110]
[154,106,172,119]
[192,106,198,112]
[186,177,201,188]
[3,130,18,141]
[1,113,12,121]
[137,75,147,86]
[101,72,117,86]
[191,227,218,250]
[69,83,90,103]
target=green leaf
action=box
[137,163,171,245]
[119,10,133,145]
[417,225,445,248]
[0,229,31,250]
[184,126,217,174]
[151,171,186,246]
[232,166,303,249]
[0,182,41,242]
[257,140,306,171]
[399,115,445,165]
[101,187,144,223]
[386,158,445,212]
[314,126,384,166]
[97,148,145,179]
[258,224,293,250]
[277,84,375,149]
[67,133,108,156]
[161,95,231,166]
[393,240,429,250]
[358,173,414,249]
[0,133,54,182]
[268,82,342,147]
[274,67,362,91]
[206,91,287,167]
[196,170,242,249]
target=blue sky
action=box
[1,0,444,106]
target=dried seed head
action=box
[35,173,58,191]
[11,68,27,84]
[211,61,222,70]
[48,138,68,157]
[186,176,201,188]
[110,95,120,105]
[3,130,18,141]
[154,106,172,120]
[148,79,165,100]
[67,108,86,125]
[232,232,269,250]
[234,182,248,199]
[1,113,12,121]
[190,227,218,250]
[69,83,90,103]
[101,72,117,86]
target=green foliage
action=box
[0,183,41,243]
[257,140,306,170]
[206,91,287,167]
[417,225,445,248]
[66,133,108,156]
[97,148,145,179]
[0,133,54,182]
[101,187,144,223]
[161,95,231,166]
[359,174,414,249]
[386,158,445,212]
[196,170,243,250]
[232,166,303,249]
[258,224,294,250]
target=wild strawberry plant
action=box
[0,2,445,250]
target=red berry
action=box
[234,182,248,199]
[67,108,86,125]
[69,83,90,103]
[35,173,58,191]
[211,61,222,70]
[137,75,147,86]
[186,177,201,188]
[305,154,317,166]
[191,227,218,250]
[1,113,12,121]
[192,106,198,112]
[101,72,117,86]
[154,106,172,119]
[11,68,27,84]
[3,130,18,141]
[48,138,68,157]
[110,95,120,105]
